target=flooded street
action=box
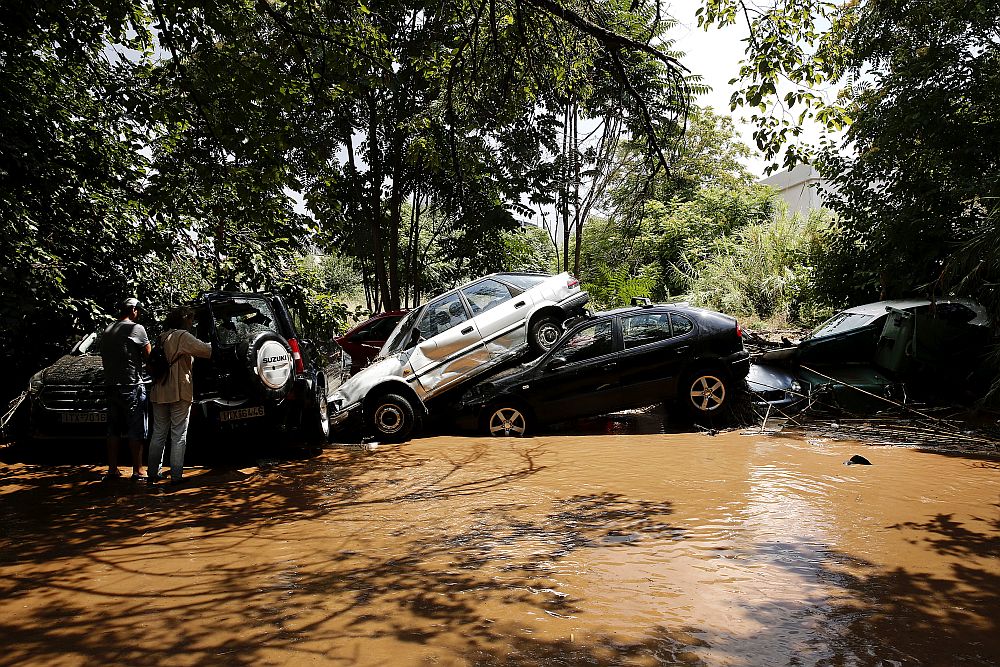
[1,431,998,666]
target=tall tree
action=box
[0,2,156,392]
[698,0,1000,297]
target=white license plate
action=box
[61,412,107,423]
[219,406,265,422]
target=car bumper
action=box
[724,350,751,378]
[559,291,591,314]
[28,402,109,439]
[329,401,362,430]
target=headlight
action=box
[29,371,44,395]
[790,381,802,393]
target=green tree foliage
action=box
[698,0,999,300]
[502,225,557,274]
[580,106,769,307]
[684,208,837,325]
[0,2,157,393]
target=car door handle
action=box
[514,301,526,308]
[600,361,617,370]
[675,345,690,353]
[461,326,474,335]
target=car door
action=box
[614,310,695,408]
[407,291,489,397]
[461,278,529,358]
[518,319,621,424]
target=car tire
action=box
[683,368,731,418]
[367,393,418,443]
[237,331,295,400]
[482,402,531,437]
[528,315,562,355]
[305,379,330,448]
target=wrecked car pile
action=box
[746,298,995,421]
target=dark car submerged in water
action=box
[748,297,993,411]
[24,291,349,445]
[456,301,750,436]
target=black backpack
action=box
[146,333,179,384]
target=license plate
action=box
[219,406,265,422]
[61,412,107,423]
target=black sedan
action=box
[456,302,750,436]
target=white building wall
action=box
[758,163,833,216]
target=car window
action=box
[211,298,276,346]
[417,293,470,339]
[622,312,673,350]
[670,313,694,336]
[353,315,402,341]
[553,320,613,365]
[462,279,514,315]
[810,312,874,338]
[498,274,547,290]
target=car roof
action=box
[589,302,696,319]
[842,298,989,325]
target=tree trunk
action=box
[367,92,390,311]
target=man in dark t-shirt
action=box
[99,297,151,480]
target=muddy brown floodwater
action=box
[1,431,998,666]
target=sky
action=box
[665,1,772,176]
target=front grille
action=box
[39,385,107,411]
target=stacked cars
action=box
[23,273,757,447]
[328,272,591,441]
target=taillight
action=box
[287,338,305,374]
[735,322,743,338]
[567,276,579,289]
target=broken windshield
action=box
[809,312,876,338]
[381,306,425,356]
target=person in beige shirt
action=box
[147,307,212,486]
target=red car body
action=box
[335,310,408,375]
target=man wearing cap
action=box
[99,297,151,480]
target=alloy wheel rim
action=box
[318,390,330,437]
[374,404,404,434]
[690,375,726,411]
[537,324,561,349]
[488,407,526,436]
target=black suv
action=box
[23,291,348,445]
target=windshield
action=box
[498,274,547,290]
[809,312,876,338]
[209,297,276,346]
[381,306,425,356]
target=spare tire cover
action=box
[240,331,294,399]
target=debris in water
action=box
[845,454,872,465]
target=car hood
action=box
[39,354,105,385]
[333,354,410,407]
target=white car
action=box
[329,272,590,441]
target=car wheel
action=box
[305,380,330,448]
[483,403,531,437]
[684,369,730,417]
[367,393,417,443]
[528,315,562,355]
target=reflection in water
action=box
[0,432,998,666]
